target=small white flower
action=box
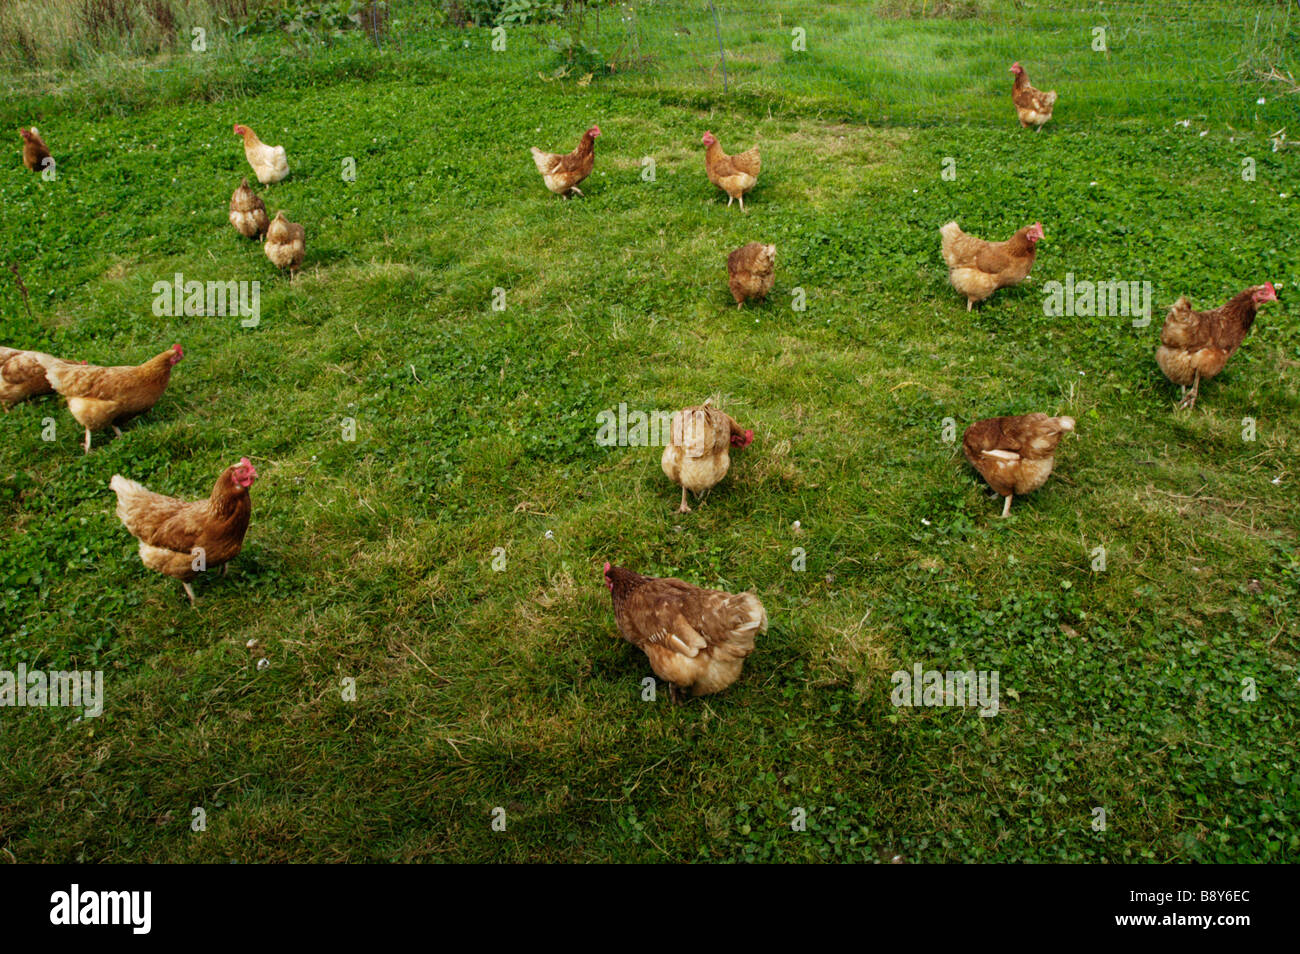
[256,658,270,671]
[544,530,554,540]
[246,638,259,649]
[1258,97,1267,105]
[1272,476,1283,486]
[1089,181,1098,186]
[792,520,801,530]
[1199,130,1208,137]
[921,518,931,526]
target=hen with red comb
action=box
[1156,283,1277,409]
[110,458,257,605]
[530,124,600,198]
[35,345,185,452]
[661,400,753,514]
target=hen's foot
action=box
[1001,494,1013,518]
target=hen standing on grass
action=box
[530,125,600,198]
[940,221,1043,310]
[233,123,289,185]
[604,563,767,701]
[18,127,49,172]
[963,413,1075,517]
[36,345,184,452]
[1155,283,1277,410]
[1010,62,1056,131]
[661,400,753,514]
[265,211,306,279]
[703,132,760,212]
[727,242,776,307]
[110,458,257,605]
[229,178,269,239]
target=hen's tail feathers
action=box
[732,146,761,177]
[939,222,965,263]
[110,474,156,531]
[530,146,555,174]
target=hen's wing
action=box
[1159,297,1205,348]
[110,475,207,552]
[530,147,561,175]
[728,146,761,178]
[940,225,994,270]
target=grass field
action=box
[1,0,1298,862]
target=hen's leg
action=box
[726,195,734,208]
[1001,494,1013,518]
[967,298,975,311]
[83,428,92,453]
[677,487,692,514]
[112,425,123,438]
[222,563,229,577]
[1179,370,1201,410]
[570,186,584,198]
[182,582,196,605]
[739,195,747,213]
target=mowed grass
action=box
[0,1,1298,862]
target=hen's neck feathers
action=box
[1221,289,1260,330]
[142,350,177,382]
[1013,71,1028,91]
[1008,230,1037,256]
[206,471,250,520]
[608,566,650,607]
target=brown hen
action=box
[604,563,767,700]
[111,458,257,604]
[1010,62,1057,131]
[963,413,1075,517]
[19,127,49,172]
[530,125,600,198]
[703,132,760,212]
[727,242,776,307]
[1155,283,1276,409]
[37,345,184,452]
[940,221,1043,310]
[229,178,269,239]
[660,400,753,513]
